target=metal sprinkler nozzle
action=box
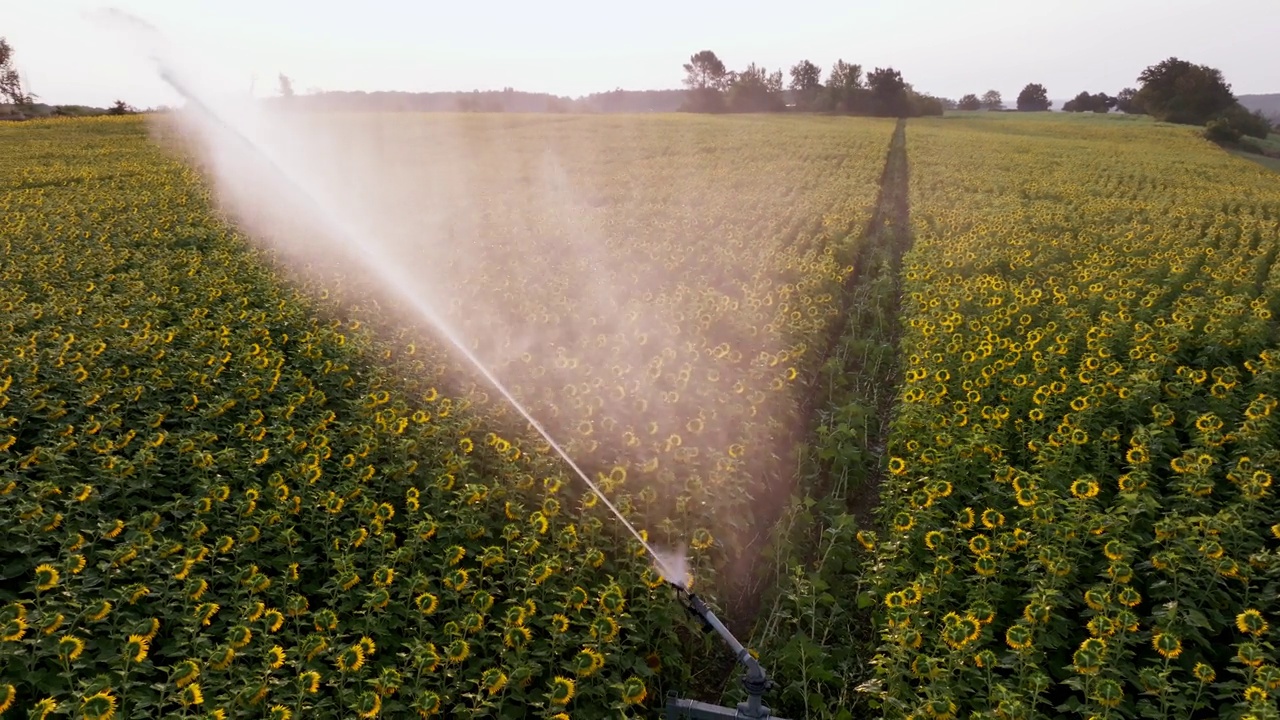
[664,583,788,720]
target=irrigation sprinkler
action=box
[665,582,789,720]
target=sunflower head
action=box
[125,634,151,664]
[551,613,570,634]
[591,616,619,643]
[446,639,470,664]
[443,568,469,591]
[0,685,16,716]
[34,564,60,592]
[470,591,494,614]
[417,642,441,673]
[209,645,236,671]
[482,668,508,695]
[173,658,201,688]
[81,690,118,720]
[366,588,391,610]
[572,648,605,677]
[1237,609,1269,636]
[29,696,60,720]
[314,609,339,632]
[229,625,252,649]
[504,605,526,626]
[1152,632,1182,659]
[416,691,442,717]
[620,676,647,705]
[354,691,381,719]
[503,625,531,649]
[549,676,575,706]
[58,634,85,661]
[336,645,365,673]
[0,603,24,626]
[599,587,626,615]
[300,670,321,693]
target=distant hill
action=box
[272,89,691,114]
[5,90,695,120]
[1239,94,1280,120]
[1,102,118,121]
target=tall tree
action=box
[867,67,909,117]
[1114,87,1141,114]
[827,60,863,91]
[957,93,982,111]
[727,63,784,113]
[1016,83,1051,111]
[981,89,1004,110]
[824,59,864,112]
[682,50,728,112]
[0,37,34,105]
[278,73,295,98]
[683,50,728,91]
[766,68,784,95]
[1135,57,1235,125]
[788,59,823,110]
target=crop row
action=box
[864,114,1280,719]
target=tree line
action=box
[1128,58,1273,143]
[680,50,944,117]
[1,33,1276,137]
[950,58,1274,144]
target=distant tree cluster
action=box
[1134,58,1234,125]
[1,36,149,121]
[956,90,1007,111]
[1062,91,1115,113]
[1049,58,1273,143]
[1015,84,1051,111]
[1119,57,1272,143]
[681,50,944,117]
[954,85,1050,112]
[1113,88,1140,114]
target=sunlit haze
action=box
[91,2,835,585]
[7,0,1278,108]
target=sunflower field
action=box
[863,114,1280,719]
[0,114,893,719]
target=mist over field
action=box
[2,5,1279,720]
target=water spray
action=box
[111,12,786,716]
[148,62,682,575]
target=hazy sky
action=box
[6,0,1278,108]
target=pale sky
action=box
[4,0,1277,108]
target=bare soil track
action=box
[700,118,913,708]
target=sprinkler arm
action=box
[665,583,788,720]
